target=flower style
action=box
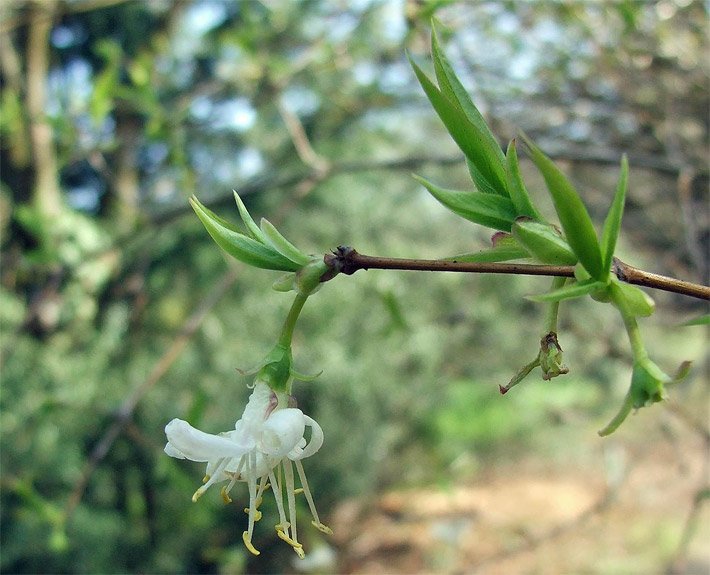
[164,381,331,558]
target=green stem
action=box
[544,276,567,332]
[610,283,647,361]
[278,292,309,347]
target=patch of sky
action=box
[190,144,264,185]
[190,95,213,122]
[378,0,406,44]
[378,61,412,94]
[324,12,359,43]
[344,0,377,13]
[51,22,86,49]
[172,0,227,59]
[74,113,115,151]
[209,98,256,132]
[46,58,93,116]
[65,183,102,213]
[62,162,106,213]
[352,61,377,86]
[141,142,170,173]
[508,52,537,81]
[457,27,513,76]
[281,86,321,116]
[302,0,372,40]
[236,147,265,180]
[161,59,197,91]
[185,0,228,35]
[494,11,520,36]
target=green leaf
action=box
[600,155,629,274]
[527,278,606,303]
[447,235,529,263]
[522,134,605,280]
[505,139,543,219]
[190,197,300,271]
[409,55,508,196]
[259,218,310,266]
[414,175,516,231]
[612,279,655,317]
[431,25,505,170]
[233,190,268,243]
[681,314,710,326]
[272,273,296,292]
[511,219,577,265]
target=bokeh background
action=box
[1,1,708,573]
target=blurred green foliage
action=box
[1,1,707,573]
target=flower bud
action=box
[295,256,330,296]
[538,331,569,380]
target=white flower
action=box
[164,381,331,558]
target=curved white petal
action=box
[164,441,187,459]
[165,418,251,462]
[289,415,323,460]
[259,408,305,457]
[235,382,274,436]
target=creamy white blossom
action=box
[165,381,331,557]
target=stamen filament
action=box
[295,460,333,534]
[284,458,299,546]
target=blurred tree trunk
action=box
[26,0,61,221]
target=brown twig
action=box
[323,246,710,301]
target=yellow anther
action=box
[202,475,210,484]
[220,486,232,504]
[312,521,333,535]
[242,531,260,556]
[244,508,262,521]
[191,488,205,503]
[294,488,304,495]
[276,528,302,551]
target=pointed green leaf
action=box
[190,197,299,271]
[272,272,296,292]
[431,25,505,169]
[447,235,529,263]
[600,155,629,274]
[512,219,577,265]
[259,218,310,266]
[233,190,268,243]
[522,134,604,280]
[465,157,505,196]
[505,139,543,219]
[681,314,710,326]
[612,279,655,317]
[528,278,606,303]
[409,55,508,196]
[414,175,516,231]
[289,367,323,382]
[191,198,242,234]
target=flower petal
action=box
[165,418,251,462]
[289,415,323,460]
[259,408,305,457]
